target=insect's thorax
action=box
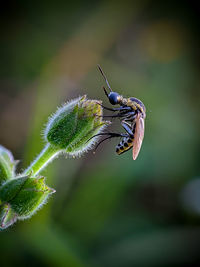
[119,96,146,118]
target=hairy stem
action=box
[24,144,60,177]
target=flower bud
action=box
[0,175,55,222]
[0,145,18,184]
[44,96,109,156]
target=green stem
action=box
[24,144,60,177]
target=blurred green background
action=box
[0,1,200,266]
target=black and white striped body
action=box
[116,135,134,155]
[116,123,136,155]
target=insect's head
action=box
[107,91,121,105]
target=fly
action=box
[92,65,146,160]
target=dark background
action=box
[0,1,200,266]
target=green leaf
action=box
[0,176,28,202]
[0,145,18,184]
[0,203,17,230]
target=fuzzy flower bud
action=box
[45,95,109,156]
[0,175,55,229]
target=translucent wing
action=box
[132,113,145,160]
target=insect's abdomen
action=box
[116,136,134,155]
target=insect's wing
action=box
[132,113,145,160]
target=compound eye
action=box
[108,92,119,105]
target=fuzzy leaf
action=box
[10,176,55,218]
[0,145,18,184]
[0,176,28,202]
[0,203,17,230]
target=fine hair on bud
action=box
[43,95,110,156]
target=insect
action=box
[94,65,146,160]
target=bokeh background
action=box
[0,1,200,266]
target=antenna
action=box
[98,65,112,92]
[103,86,109,98]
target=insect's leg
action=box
[95,135,121,151]
[97,104,120,112]
[92,132,129,150]
[86,131,127,145]
[123,111,136,119]
[99,110,136,119]
[97,102,132,112]
[87,132,128,141]
[121,112,137,123]
[95,136,114,150]
[121,121,134,137]
[97,113,126,118]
